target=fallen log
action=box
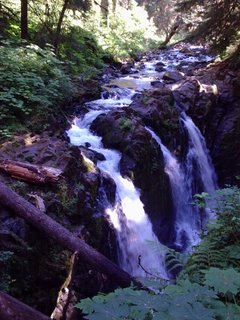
[51,252,78,320]
[0,181,136,288]
[0,291,50,320]
[0,160,62,184]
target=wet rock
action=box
[90,109,174,244]
[162,71,185,83]
[73,78,101,102]
[150,80,165,88]
[179,47,194,55]
[101,172,116,206]
[173,79,217,132]
[129,88,180,150]
[156,61,165,67]
[80,146,105,163]
[155,62,166,72]
[120,63,134,75]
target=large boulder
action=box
[90,108,175,245]
[129,88,181,152]
[173,79,218,132]
[173,61,240,185]
[162,70,185,83]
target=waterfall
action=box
[181,113,217,195]
[67,45,217,277]
[146,114,217,250]
[146,127,200,250]
[68,111,168,279]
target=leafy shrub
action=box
[59,26,105,77]
[76,186,240,319]
[0,41,73,138]
[77,275,240,320]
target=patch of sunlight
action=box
[82,153,97,173]
[198,80,218,95]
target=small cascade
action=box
[181,113,217,195]
[68,112,168,279]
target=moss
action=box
[119,117,133,132]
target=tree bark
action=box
[54,0,70,54]
[161,17,182,47]
[0,181,136,288]
[0,291,50,320]
[21,0,28,39]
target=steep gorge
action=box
[1,43,240,318]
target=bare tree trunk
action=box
[161,26,178,46]
[0,291,50,320]
[54,0,70,54]
[161,17,182,47]
[21,0,28,39]
[0,181,137,288]
[112,0,118,12]
[101,0,109,25]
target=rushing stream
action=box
[67,46,216,278]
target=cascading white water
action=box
[146,127,201,249]
[180,113,217,235]
[181,113,217,196]
[67,45,216,277]
[68,111,168,278]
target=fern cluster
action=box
[183,187,240,283]
[76,186,240,319]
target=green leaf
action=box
[204,267,240,295]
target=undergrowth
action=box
[76,186,240,319]
[0,41,73,139]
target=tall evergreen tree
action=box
[177,0,240,51]
[21,0,28,39]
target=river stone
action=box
[129,88,180,151]
[155,64,166,72]
[120,63,135,75]
[150,80,165,88]
[162,70,184,83]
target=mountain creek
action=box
[1,43,240,318]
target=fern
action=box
[146,240,187,277]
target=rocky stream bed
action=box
[1,43,240,319]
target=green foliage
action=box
[59,26,104,77]
[76,186,240,319]
[177,0,240,54]
[0,251,14,292]
[77,278,226,320]
[119,117,133,132]
[83,6,159,60]
[204,267,240,296]
[56,181,78,217]
[194,192,209,209]
[0,41,72,138]
[183,187,240,283]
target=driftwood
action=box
[0,291,51,320]
[0,160,62,184]
[0,181,137,288]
